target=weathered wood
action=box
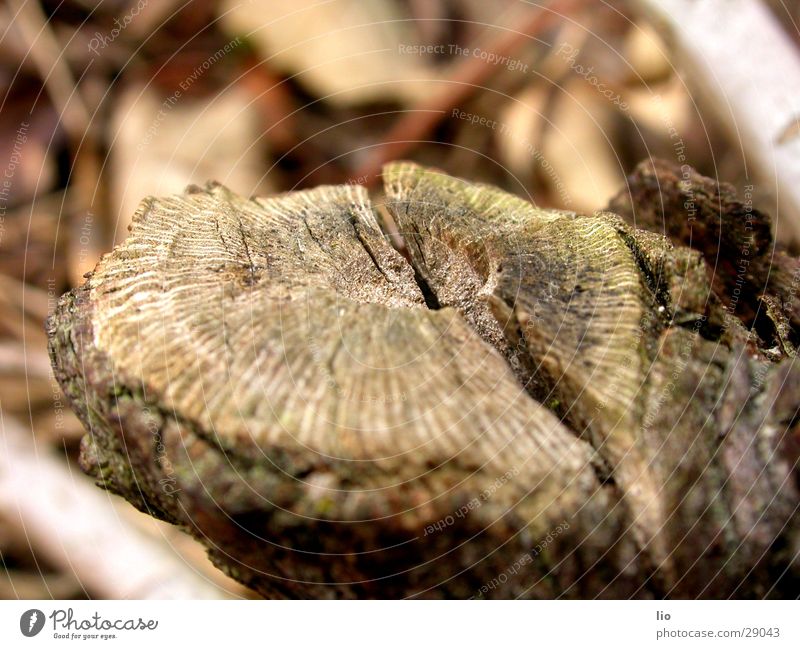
[48,162,799,598]
[608,158,800,357]
[638,0,800,245]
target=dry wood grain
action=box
[48,162,799,598]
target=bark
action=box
[637,0,800,245]
[47,162,799,598]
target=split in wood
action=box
[48,160,800,598]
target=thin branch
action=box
[353,0,582,185]
[6,0,90,142]
[0,410,232,599]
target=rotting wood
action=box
[48,161,799,598]
[638,0,800,245]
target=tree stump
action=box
[48,161,799,598]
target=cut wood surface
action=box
[48,161,799,598]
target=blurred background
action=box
[1,0,800,599]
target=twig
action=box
[353,0,582,185]
[0,342,51,378]
[0,410,232,599]
[6,0,90,142]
